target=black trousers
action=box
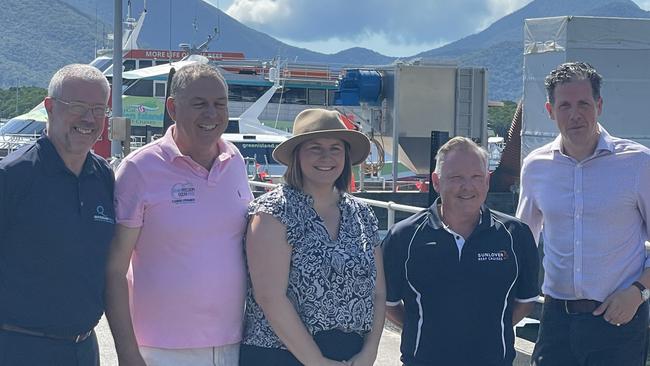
[532,299,649,366]
[239,330,364,366]
[0,329,99,366]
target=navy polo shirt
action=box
[383,198,539,366]
[0,137,115,336]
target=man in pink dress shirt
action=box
[517,62,650,366]
[105,63,253,366]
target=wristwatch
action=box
[632,281,650,302]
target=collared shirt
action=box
[114,125,253,348]
[0,137,115,336]
[517,126,650,302]
[383,198,539,365]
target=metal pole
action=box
[387,202,396,228]
[111,0,123,157]
[391,65,400,192]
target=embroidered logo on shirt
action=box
[477,250,509,262]
[171,182,196,204]
[93,205,115,224]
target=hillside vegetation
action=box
[0,87,47,119]
[0,0,102,88]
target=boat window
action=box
[123,60,136,72]
[271,87,307,105]
[226,120,240,134]
[233,142,279,165]
[0,120,45,136]
[90,57,113,72]
[327,90,336,106]
[154,81,167,98]
[308,89,327,105]
[20,121,46,135]
[241,86,267,102]
[124,80,154,97]
[155,60,170,66]
[228,85,242,101]
[138,60,153,69]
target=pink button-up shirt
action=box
[517,126,650,302]
[115,126,253,348]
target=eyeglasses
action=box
[52,97,110,119]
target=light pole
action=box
[15,78,19,116]
[111,0,123,157]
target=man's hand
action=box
[593,286,643,325]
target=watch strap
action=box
[632,281,650,301]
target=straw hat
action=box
[272,109,370,166]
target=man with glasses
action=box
[0,64,114,365]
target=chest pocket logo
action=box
[477,250,509,262]
[171,182,197,205]
[93,205,115,224]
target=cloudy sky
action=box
[204,0,650,56]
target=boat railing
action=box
[0,133,40,156]
[248,180,423,229]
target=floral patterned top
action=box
[242,185,381,349]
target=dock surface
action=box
[96,316,533,365]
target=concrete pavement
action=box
[96,316,403,365]
[96,316,533,365]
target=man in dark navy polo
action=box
[0,64,114,365]
[383,137,539,366]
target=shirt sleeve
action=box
[638,156,650,268]
[516,158,543,244]
[114,159,146,228]
[514,221,540,302]
[382,227,405,305]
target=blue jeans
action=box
[0,329,99,366]
[532,299,649,366]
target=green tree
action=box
[0,87,47,119]
[488,100,518,137]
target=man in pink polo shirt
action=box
[105,63,253,366]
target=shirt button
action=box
[455,236,460,240]
[80,201,84,207]
[576,268,581,272]
[576,240,581,245]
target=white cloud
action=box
[217,0,650,55]
[225,0,533,47]
[225,0,290,24]
[633,0,650,10]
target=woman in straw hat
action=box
[239,109,385,366]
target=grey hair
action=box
[48,64,109,99]
[544,62,602,105]
[434,136,489,176]
[169,63,227,98]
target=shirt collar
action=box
[37,136,98,177]
[159,125,236,164]
[549,123,615,155]
[427,196,493,231]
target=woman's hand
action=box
[342,348,377,366]
[308,357,347,366]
